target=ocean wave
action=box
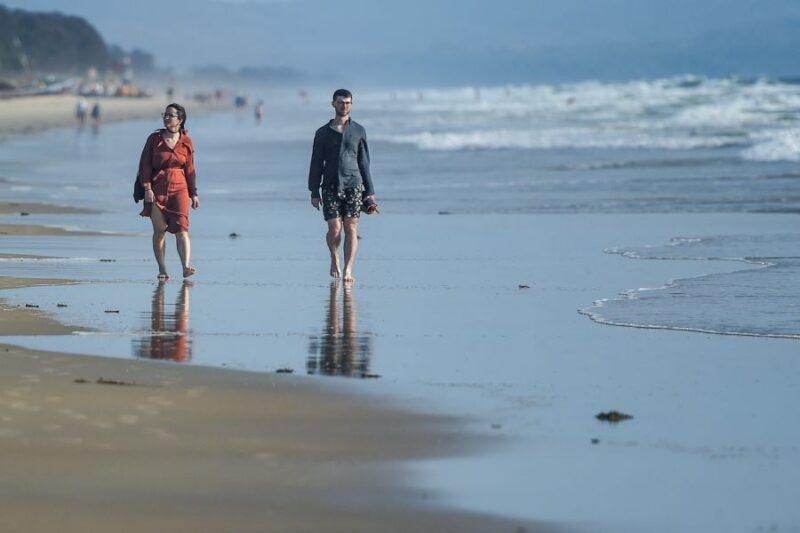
[741,129,800,161]
[585,234,800,340]
[378,129,745,151]
[362,76,800,159]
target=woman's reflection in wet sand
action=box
[307,281,373,377]
[133,280,192,362]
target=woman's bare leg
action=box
[176,231,195,277]
[150,207,169,279]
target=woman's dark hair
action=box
[166,102,187,131]
[332,88,352,101]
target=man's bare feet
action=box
[330,257,341,278]
[183,266,196,278]
[342,269,355,283]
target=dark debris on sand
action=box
[99,258,116,262]
[57,303,68,307]
[229,232,240,238]
[361,373,381,379]
[104,310,120,313]
[596,410,633,423]
[74,377,144,386]
[518,284,530,289]
[25,304,39,308]
[276,368,294,374]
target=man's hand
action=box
[311,197,321,210]
[191,195,200,209]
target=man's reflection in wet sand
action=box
[133,280,192,362]
[307,282,373,377]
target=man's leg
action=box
[326,218,343,278]
[342,217,359,283]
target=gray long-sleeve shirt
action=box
[308,118,374,198]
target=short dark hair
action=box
[166,102,187,131]
[332,89,352,101]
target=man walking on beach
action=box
[308,89,376,283]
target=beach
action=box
[1,80,799,532]
[0,95,544,532]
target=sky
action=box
[4,0,800,84]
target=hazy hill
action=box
[0,4,108,73]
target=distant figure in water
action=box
[254,99,264,124]
[137,103,200,280]
[75,98,88,126]
[298,89,309,104]
[308,89,377,283]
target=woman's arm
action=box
[184,139,198,198]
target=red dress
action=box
[138,129,197,234]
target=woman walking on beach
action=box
[138,103,199,280]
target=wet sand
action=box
[0,222,111,237]
[0,201,99,215]
[0,339,544,533]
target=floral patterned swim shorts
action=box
[321,185,363,221]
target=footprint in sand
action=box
[186,387,206,399]
[145,427,177,441]
[57,408,89,421]
[55,436,84,446]
[119,414,140,425]
[135,404,160,416]
[5,387,32,397]
[146,396,174,407]
[9,401,40,412]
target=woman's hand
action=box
[144,189,154,203]
[191,195,200,209]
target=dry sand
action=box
[0,94,165,137]
[0,304,543,532]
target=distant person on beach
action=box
[137,103,200,280]
[254,99,264,124]
[308,89,376,283]
[90,102,101,125]
[75,98,88,126]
